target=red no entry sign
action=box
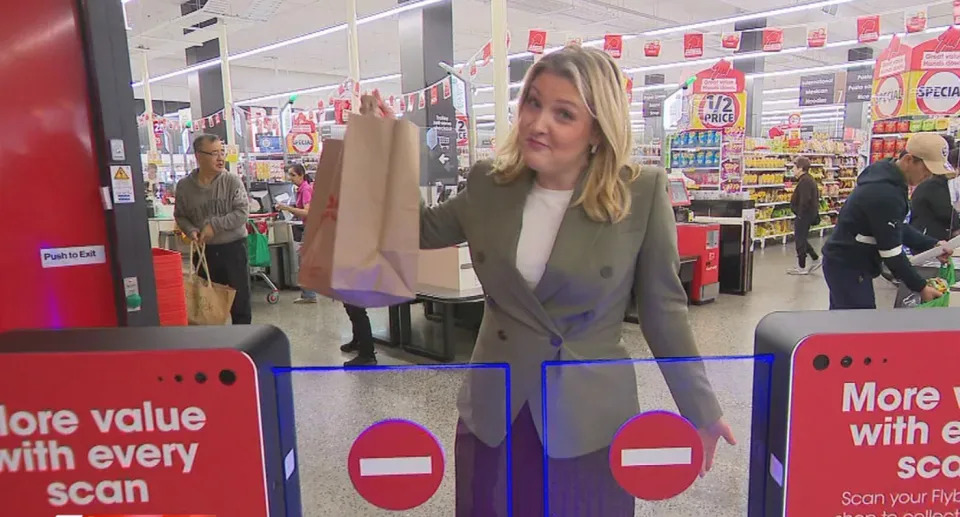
[347,419,445,510]
[609,411,704,501]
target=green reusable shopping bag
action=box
[247,223,271,268]
[917,263,955,308]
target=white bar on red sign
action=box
[360,456,432,477]
[621,447,692,467]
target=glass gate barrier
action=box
[542,355,772,516]
[274,364,512,516]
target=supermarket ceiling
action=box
[125,0,958,111]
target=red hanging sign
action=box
[527,29,547,55]
[418,91,426,109]
[604,34,623,59]
[625,76,634,104]
[408,94,416,112]
[955,0,960,25]
[334,99,351,125]
[398,96,406,113]
[683,33,704,59]
[317,99,325,112]
[721,32,741,50]
[807,25,828,48]
[481,43,493,66]
[905,8,927,33]
[430,85,439,105]
[763,28,784,52]
[442,78,452,100]
[644,40,661,57]
[858,15,881,43]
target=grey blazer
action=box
[420,161,722,458]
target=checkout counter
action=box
[687,190,756,295]
[670,178,721,304]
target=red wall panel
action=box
[0,0,118,331]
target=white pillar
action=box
[141,53,157,154]
[219,21,235,146]
[347,0,361,112]
[491,0,509,148]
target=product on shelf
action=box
[672,130,722,149]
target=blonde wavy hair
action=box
[493,45,638,223]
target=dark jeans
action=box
[823,256,876,310]
[195,239,252,324]
[455,404,633,517]
[344,303,373,357]
[794,215,820,268]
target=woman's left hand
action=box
[697,418,737,477]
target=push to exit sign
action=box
[40,245,106,268]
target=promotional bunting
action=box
[430,85,439,105]
[418,91,426,109]
[721,32,741,50]
[442,78,452,100]
[905,8,927,34]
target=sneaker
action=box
[293,296,318,304]
[344,355,377,367]
[339,341,358,353]
[808,259,823,273]
[787,267,810,276]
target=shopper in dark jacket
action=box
[822,133,953,309]
[789,156,821,274]
[909,166,959,241]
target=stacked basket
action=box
[152,248,188,325]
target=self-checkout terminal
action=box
[670,178,720,304]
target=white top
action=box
[516,183,575,288]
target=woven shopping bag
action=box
[298,113,420,307]
[184,242,237,325]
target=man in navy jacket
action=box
[822,134,954,309]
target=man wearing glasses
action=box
[174,134,252,324]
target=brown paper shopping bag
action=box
[298,113,420,307]
[184,243,237,325]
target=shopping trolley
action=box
[248,214,280,304]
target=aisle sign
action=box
[871,35,912,120]
[845,65,875,103]
[609,411,704,501]
[800,73,837,106]
[110,165,135,204]
[348,420,445,511]
[784,333,960,516]
[858,15,881,43]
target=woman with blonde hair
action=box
[366,44,731,516]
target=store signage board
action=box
[643,88,668,117]
[0,349,268,516]
[783,332,960,516]
[347,419,445,511]
[799,73,837,106]
[40,245,107,268]
[845,65,875,103]
[871,35,913,120]
[110,165,135,204]
[904,27,960,116]
[609,411,704,501]
[256,134,282,153]
[689,60,746,130]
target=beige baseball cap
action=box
[906,133,955,176]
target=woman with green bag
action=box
[276,163,318,303]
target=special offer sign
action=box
[785,332,960,516]
[0,350,268,516]
[689,60,747,131]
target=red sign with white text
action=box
[858,15,881,43]
[0,350,267,516]
[808,25,828,48]
[684,33,704,59]
[609,411,704,501]
[644,40,661,57]
[348,420,444,511]
[906,8,928,33]
[527,29,547,54]
[763,28,784,52]
[604,34,623,58]
[785,333,960,516]
[625,76,634,103]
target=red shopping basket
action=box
[152,248,187,326]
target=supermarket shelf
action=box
[755,215,795,223]
[755,201,791,207]
[744,167,786,171]
[677,166,722,170]
[812,166,840,170]
[822,180,839,185]
[743,183,786,188]
[821,210,839,215]
[872,131,949,138]
[753,225,836,242]
[673,147,722,151]
[745,151,860,157]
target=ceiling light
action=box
[135,0,441,88]
[763,99,800,105]
[642,0,853,37]
[764,87,801,95]
[633,83,679,92]
[763,104,845,115]
[749,62,870,79]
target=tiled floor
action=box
[254,237,898,516]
